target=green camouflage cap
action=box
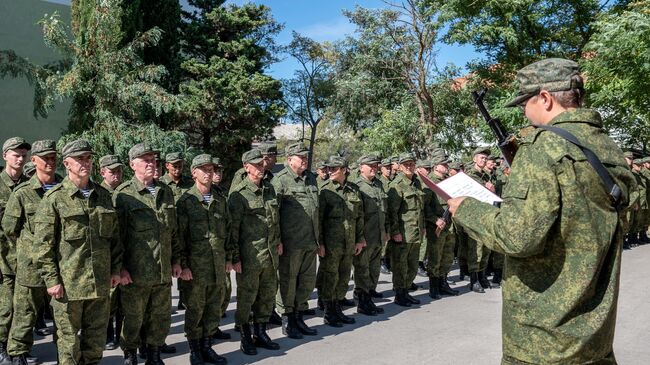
[390,155,399,163]
[191,153,213,170]
[259,141,282,156]
[431,153,451,166]
[416,159,433,168]
[633,158,643,165]
[380,158,392,166]
[623,151,634,159]
[487,154,498,161]
[23,162,36,176]
[242,149,264,164]
[212,157,223,168]
[473,146,491,156]
[448,161,464,170]
[3,137,31,153]
[99,154,123,169]
[31,139,57,156]
[285,142,309,157]
[642,157,650,164]
[62,139,94,159]
[325,155,348,168]
[129,142,159,161]
[165,152,184,163]
[506,58,582,107]
[315,161,327,170]
[358,153,380,166]
[398,152,416,164]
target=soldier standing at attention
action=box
[34,139,122,365]
[114,143,182,365]
[160,152,193,201]
[271,142,319,339]
[387,153,425,307]
[2,140,60,365]
[377,158,393,276]
[353,154,387,315]
[449,58,636,364]
[318,156,364,327]
[176,154,231,365]
[0,137,30,365]
[229,149,281,355]
[315,161,329,188]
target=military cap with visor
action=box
[31,140,57,156]
[242,149,264,164]
[191,153,213,170]
[3,137,31,153]
[61,139,94,159]
[326,156,348,168]
[259,141,282,156]
[431,154,451,166]
[129,142,159,161]
[99,154,124,169]
[23,162,36,177]
[398,152,416,164]
[212,157,223,168]
[473,146,491,156]
[448,161,464,170]
[506,58,582,107]
[381,158,392,166]
[285,142,309,157]
[358,154,380,166]
[416,159,434,169]
[165,152,184,163]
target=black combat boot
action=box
[324,301,343,327]
[356,291,377,316]
[269,309,282,326]
[296,311,318,335]
[239,324,257,356]
[367,294,384,314]
[11,354,27,365]
[623,235,632,249]
[302,308,316,316]
[369,289,383,298]
[201,336,226,364]
[459,263,469,282]
[188,339,205,365]
[212,327,230,340]
[470,272,485,293]
[380,257,391,274]
[0,342,11,365]
[123,349,138,365]
[478,271,491,289]
[253,323,279,350]
[428,277,441,300]
[439,276,459,296]
[281,313,303,339]
[138,345,146,360]
[394,289,412,307]
[334,301,356,324]
[408,282,418,292]
[144,345,164,365]
[159,343,176,354]
[317,297,324,311]
[339,297,355,307]
[492,269,503,287]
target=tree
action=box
[583,1,650,150]
[179,0,285,177]
[283,32,335,169]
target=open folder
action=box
[418,171,502,205]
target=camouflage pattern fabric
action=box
[425,172,456,277]
[464,167,492,273]
[7,284,49,356]
[159,174,194,202]
[119,283,171,349]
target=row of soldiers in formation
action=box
[0,135,649,365]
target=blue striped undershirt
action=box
[202,194,212,204]
[145,185,156,196]
[43,183,57,191]
[80,187,90,198]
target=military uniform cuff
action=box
[44,276,62,289]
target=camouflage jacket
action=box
[1,174,62,287]
[355,176,388,247]
[176,185,232,284]
[319,179,364,250]
[100,180,117,193]
[228,177,280,270]
[453,109,636,364]
[0,171,29,275]
[465,165,491,185]
[34,178,123,300]
[424,172,448,235]
[376,174,392,190]
[271,167,320,249]
[113,177,181,286]
[387,172,425,244]
[159,174,193,202]
[229,168,274,195]
[640,169,650,210]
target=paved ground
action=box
[31,244,650,364]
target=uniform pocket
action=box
[96,208,117,238]
[60,209,88,241]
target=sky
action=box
[44,0,483,79]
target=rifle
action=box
[471,89,518,166]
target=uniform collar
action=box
[30,173,63,190]
[0,170,25,189]
[132,177,159,193]
[549,108,602,128]
[61,177,96,197]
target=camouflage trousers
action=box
[235,258,277,325]
[467,236,490,273]
[427,229,456,278]
[317,245,353,301]
[182,281,224,340]
[7,285,48,356]
[109,286,121,318]
[456,229,469,272]
[390,241,420,290]
[0,274,15,343]
[353,244,382,292]
[120,283,171,350]
[51,296,110,365]
[490,251,504,271]
[276,247,317,314]
[221,273,232,317]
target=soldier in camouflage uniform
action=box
[160,152,193,202]
[315,161,328,188]
[229,149,281,355]
[271,142,319,339]
[113,143,183,365]
[449,58,637,365]
[99,154,125,351]
[378,158,394,275]
[463,147,496,293]
[34,139,123,365]
[353,154,387,315]
[1,140,59,365]
[386,153,425,307]
[229,142,279,195]
[21,164,35,179]
[0,137,30,365]
[415,159,435,278]
[317,156,364,327]
[484,155,505,286]
[639,157,650,243]
[176,154,231,365]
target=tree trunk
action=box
[307,118,321,171]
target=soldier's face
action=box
[434,163,448,175]
[64,153,93,179]
[449,169,458,176]
[400,161,415,178]
[473,154,487,169]
[316,168,328,180]
[329,166,348,183]
[101,166,123,187]
[359,163,377,180]
[485,160,496,171]
[32,153,57,175]
[263,154,276,170]
[288,155,307,174]
[245,161,265,182]
[212,168,222,184]
[381,165,391,177]
[624,157,633,167]
[192,164,214,186]
[166,161,183,178]
[3,148,28,170]
[131,154,157,179]
[416,167,430,176]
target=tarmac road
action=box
[31,244,650,364]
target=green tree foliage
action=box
[583,1,650,149]
[361,97,421,157]
[179,0,285,177]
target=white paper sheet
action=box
[436,171,503,205]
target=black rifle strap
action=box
[535,124,621,206]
